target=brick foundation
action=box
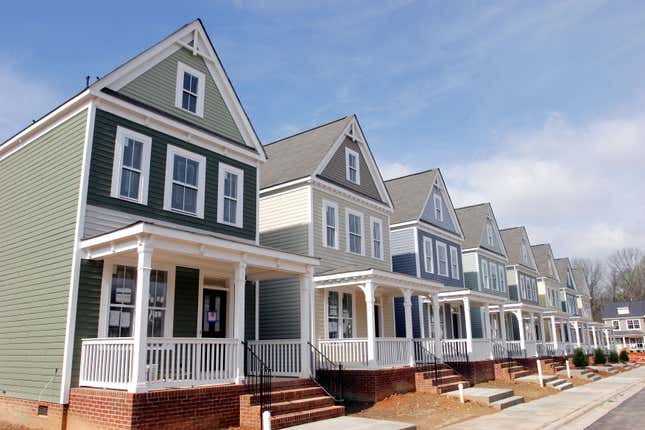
[0,396,67,430]
[450,360,495,384]
[333,367,416,403]
[516,357,538,372]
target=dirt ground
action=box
[0,423,33,430]
[475,379,558,401]
[346,391,496,430]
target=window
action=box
[486,223,494,246]
[617,306,630,315]
[612,320,620,330]
[371,217,383,259]
[433,194,443,221]
[436,242,448,276]
[217,163,244,227]
[322,201,339,249]
[327,291,353,338]
[519,275,526,299]
[108,265,168,338]
[163,145,206,218]
[449,246,460,279]
[175,62,205,117]
[521,240,529,264]
[345,148,360,184]
[423,237,434,273]
[481,260,489,289]
[627,319,641,330]
[110,126,151,204]
[490,262,498,290]
[346,209,364,255]
[498,266,506,292]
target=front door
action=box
[202,289,227,338]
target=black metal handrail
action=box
[413,340,441,386]
[441,340,469,364]
[492,339,508,362]
[243,341,272,426]
[307,342,344,403]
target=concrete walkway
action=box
[286,417,416,430]
[444,366,645,430]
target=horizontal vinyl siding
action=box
[173,267,199,337]
[417,229,463,288]
[0,110,87,403]
[259,278,300,339]
[245,282,256,340]
[258,186,309,255]
[391,228,417,277]
[86,109,256,241]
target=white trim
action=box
[174,62,206,117]
[313,177,392,214]
[60,103,95,404]
[260,177,312,196]
[435,241,449,277]
[498,265,506,293]
[626,319,641,330]
[422,236,434,274]
[481,259,490,289]
[322,199,339,250]
[254,280,260,340]
[345,147,361,185]
[110,126,152,205]
[393,220,463,243]
[197,282,231,338]
[345,208,365,256]
[412,227,420,277]
[217,162,244,228]
[370,216,384,260]
[307,185,314,255]
[449,246,460,280]
[324,289,356,339]
[162,144,207,218]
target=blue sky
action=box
[1,0,644,258]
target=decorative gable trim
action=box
[418,170,464,240]
[480,205,508,258]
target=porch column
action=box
[299,267,314,377]
[538,314,547,350]
[463,297,473,355]
[604,329,610,347]
[233,262,247,383]
[528,312,536,340]
[363,281,377,367]
[516,310,526,349]
[432,292,442,359]
[559,320,566,349]
[483,303,492,359]
[573,321,581,347]
[500,310,508,342]
[592,326,598,349]
[130,240,153,393]
[403,289,415,366]
[550,316,558,349]
[419,296,426,338]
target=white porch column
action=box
[363,281,377,367]
[559,320,567,352]
[516,310,526,349]
[528,312,536,340]
[573,321,581,347]
[432,292,442,359]
[418,296,426,338]
[233,262,247,383]
[604,329,610,347]
[591,326,598,349]
[500,310,508,342]
[483,304,491,340]
[299,267,314,377]
[550,316,558,349]
[130,240,153,392]
[403,289,415,366]
[538,314,546,349]
[463,297,473,354]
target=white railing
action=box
[318,338,368,366]
[413,337,436,360]
[247,340,301,377]
[79,338,134,390]
[376,338,411,366]
[471,339,492,361]
[145,338,239,388]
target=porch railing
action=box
[441,339,469,363]
[308,342,344,402]
[318,339,368,366]
[506,340,525,359]
[247,340,301,377]
[471,339,492,361]
[492,339,508,362]
[525,340,537,357]
[413,338,436,358]
[376,338,410,366]
[79,338,134,390]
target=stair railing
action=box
[243,341,272,427]
[413,340,441,386]
[492,339,508,362]
[441,340,469,365]
[307,341,344,403]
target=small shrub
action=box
[619,350,629,362]
[572,347,589,367]
[609,350,619,363]
[593,348,607,364]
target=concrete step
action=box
[510,370,531,379]
[490,395,525,410]
[546,379,573,391]
[515,374,557,384]
[245,386,326,405]
[270,396,335,416]
[434,380,471,394]
[447,387,514,404]
[270,405,345,430]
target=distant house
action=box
[602,300,645,351]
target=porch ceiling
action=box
[79,221,319,280]
[314,268,448,296]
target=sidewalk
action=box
[444,366,645,430]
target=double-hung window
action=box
[345,148,360,184]
[498,266,506,292]
[371,217,383,259]
[481,260,489,289]
[175,62,205,117]
[423,237,434,273]
[217,163,244,227]
[612,320,620,330]
[433,194,443,221]
[449,246,460,279]
[110,126,151,204]
[627,319,641,330]
[327,291,353,338]
[163,146,206,218]
[322,201,338,249]
[436,242,448,276]
[346,209,364,255]
[490,262,498,290]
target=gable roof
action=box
[554,258,575,289]
[602,300,645,319]
[531,244,560,281]
[572,267,591,297]
[455,203,507,256]
[499,226,537,270]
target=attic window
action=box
[345,148,360,184]
[433,194,443,221]
[347,123,358,141]
[521,241,529,263]
[175,62,205,117]
[486,223,494,246]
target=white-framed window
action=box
[532,279,537,301]
[327,291,354,339]
[163,145,207,218]
[433,194,443,221]
[627,319,641,330]
[217,163,244,227]
[110,126,152,204]
[612,320,620,330]
[436,242,448,276]
[345,147,360,184]
[423,236,434,273]
[521,240,529,264]
[481,260,489,289]
[322,200,339,249]
[346,208,364,255]
[371,217,383,260]
[498,266,506,292]
[491,262,498,290]
[449,246,460,279]
[486,223,494,246]
[175,62,206,117]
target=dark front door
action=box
[202,289,227,338]
[374,304,381,337]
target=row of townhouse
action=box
[0,20,615,430]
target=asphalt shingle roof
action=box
[555,258,574,289]
[602,300,645,319]
[572,267,591,296]
[531,244,557,279]
[455,204,489,250]
[499,226,535,270]
[385,170,438,224]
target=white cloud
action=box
[379,161,414,180]
[0,63,61,142]
[442,111,645,259]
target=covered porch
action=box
[542,310,574,356]
[489,302,546,358]
[76,222,319,392]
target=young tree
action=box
[607,248,645,301]
[573,258,605,320]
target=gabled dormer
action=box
[532,244,560,282]
[499,226,540,304]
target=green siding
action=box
[259,278,300,340]
[245,281,256,340]
[173,267,199,337]
[71,260,103,387]
[0,110,87,403]
[470,306,483,338]
[87,109,257,241]
[119,47,245,145]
